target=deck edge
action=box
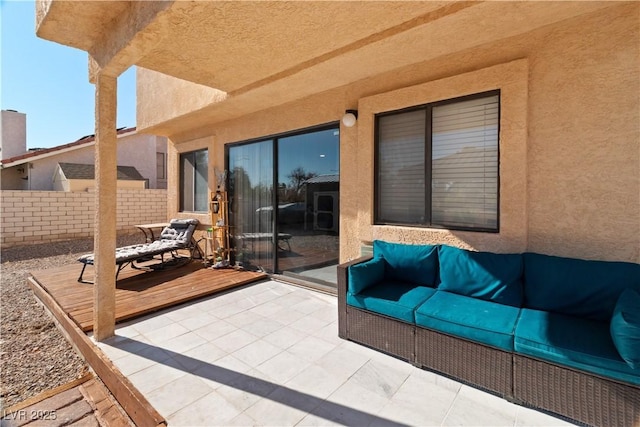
[27,275,167,427]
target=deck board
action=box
[30,261,267,332]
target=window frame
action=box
[374,90,501,233]
[179,148,209,213]
[156,152,166,180]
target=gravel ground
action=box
[0,234,141,409]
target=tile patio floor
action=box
[95,280,575,426]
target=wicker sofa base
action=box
[345,305,415,363]
[338,255,640,426]
[415,327,513,399]
[514,355,640,427]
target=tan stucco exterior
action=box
[36,0,640,337]
[155,4,639,264]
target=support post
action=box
[93,74,118,341]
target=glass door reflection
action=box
[277,128,339,284]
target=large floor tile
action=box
[115,350,171,376]
[379,373,459,425]
[143,322,190,344]
[101,280,575,427]
[167,390,242,427]
[232,338,282,367]
[178,341,228,371]
[177,311,218,331]
[127,313,176,335]
[146,374,214,417]
[314,344,370,381]
[243,385,320,426]
[127,358,187,394]
[247,300,286,318]
[212,328,258,353]
[164,303,205,323]
[158,330,207,354]
[261,325,308,350]
[286,335,338,363]
[193,318,238,342]
[254,350,311,384]
[225,310,266,328]
[192,354,252,390]
[284,364,346,399]
[241,316,285,337]
[350,359,410,400]
[442,385,518,426]
[215,369,278,413]
[325,378,391,417]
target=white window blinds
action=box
[431,95,498,229]
[376,92,499,231]
[377,110,426,224]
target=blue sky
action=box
[1,0,136,149]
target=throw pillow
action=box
[610,288,640,369]
[372,240,439,287]
[348,257,385,295]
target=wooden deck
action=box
[29,260,267,332]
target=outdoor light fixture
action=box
[342,109,358,128]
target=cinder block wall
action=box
[1,190,167,247]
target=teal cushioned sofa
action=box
[337,241,640,427]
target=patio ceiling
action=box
[36,0,623,136]
[37,0,450,93]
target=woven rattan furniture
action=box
[337,246,640,427]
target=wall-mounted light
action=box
[16,166,25,174]
[342,109,358,128]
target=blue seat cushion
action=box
[415,291,520,351]
[523,253,640,322]
[610,289,640,369]
[438,245,524,307]
[515,308,640,386]
[347,281,436,324]
[373,240,439,287]
[348,257,385,295]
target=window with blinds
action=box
[180,149,209,212]
[376,91,499,231]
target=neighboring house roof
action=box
[305,174,339,184]
[0,127,136,168]
[58,162,145,181]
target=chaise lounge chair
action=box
[77,219,200,283]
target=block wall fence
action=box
[1,189,167,247]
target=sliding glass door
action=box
[227,125,340,285]
[228,140,274,273]
[277,128,339,284]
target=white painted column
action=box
[93,74,118,341]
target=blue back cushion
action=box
[373,240,439,287]
[523,253,640,322]
[438,245,524,307]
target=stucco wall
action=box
[0,110,27,160]
[163,4,638,264]
[0,189,167,247]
